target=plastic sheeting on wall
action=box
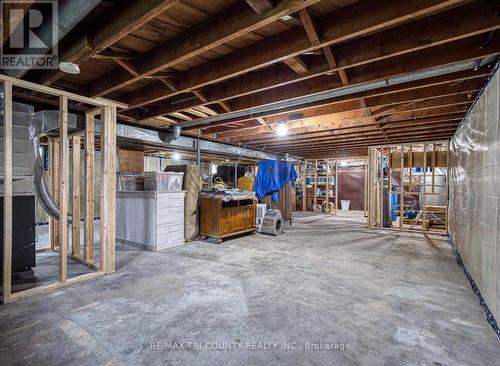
[448,64,500,322]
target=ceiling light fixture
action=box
[276,122,288,136]
[58,61,80,74]
[171,152,181,160]
[340,160,348,167]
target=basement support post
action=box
[52,138,60,249]
[48,137,54,249]
[2,80,13,304]
[423,144,427,232]
[400,145,404,230]
[326,159,330,213]
[84,113,95,262]
[72,135,81,257]
[302,160,306,212]
[378,146,384,229]
[100,105,117,274]
[334,159,338,215]
[363,158,368,217]
[314,160,318,208]
[196,134,201,170]
[59,96,69,284]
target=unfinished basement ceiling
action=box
[9,0,500,158]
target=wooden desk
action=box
[200,196,256,243]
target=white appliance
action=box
[256,203,269,228]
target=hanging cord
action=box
[212,177,227,190]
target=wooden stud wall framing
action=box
[301,158,339,214]
[59,96,69,283]
[72,135,81,257]
[367,140,449,234]
[334,159,338,215]
[0,75,123,304]
[302,160,306,212]
[84,114,95,263]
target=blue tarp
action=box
[253,159,297,202]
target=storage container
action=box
[238,176,255,191]
[143,172,184,192]
[117,172,144,191]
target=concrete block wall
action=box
[448,65,500,321]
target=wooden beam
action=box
[201,74,482,133]
[113,59,140,77]
[185,108,208,118]
[323,46,350,86]
[218,100,232,112]
[297,8,349,85]
[373,93,473,117]
[122,0,499,119]
[120,0,470,110]
[279,134,453,153]
[169,112,193,121]
[159,77,178,92]
[94,0,180,54]
[192,90,208,103]
[93,49,137,60]
[38,0,181,85]
[84,113,95,263]
[59,96,69,284]
[72,135,81,258]
[254,121,459,148]
[245,0,274,15]
[213,81,479,140]
[137,32,498,123]
[86,0,320,97]
[2,81,12,303]
[283,56,309,74]
[376,104,470,124]
[297,8,320,46]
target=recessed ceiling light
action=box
[58,62,80,74]
[171,152,181,160]
[276,122,288,136]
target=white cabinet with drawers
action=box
[116,190,185,251]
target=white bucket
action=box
[340,200,350,211]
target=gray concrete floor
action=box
[1,211,499,365]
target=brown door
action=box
[230,207,246,231]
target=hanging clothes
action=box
[253,159,297,202]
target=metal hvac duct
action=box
[30,110,279,221]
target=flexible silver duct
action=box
[31,111,82,222]
[31,111,278,221]
[33,135,71,222]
